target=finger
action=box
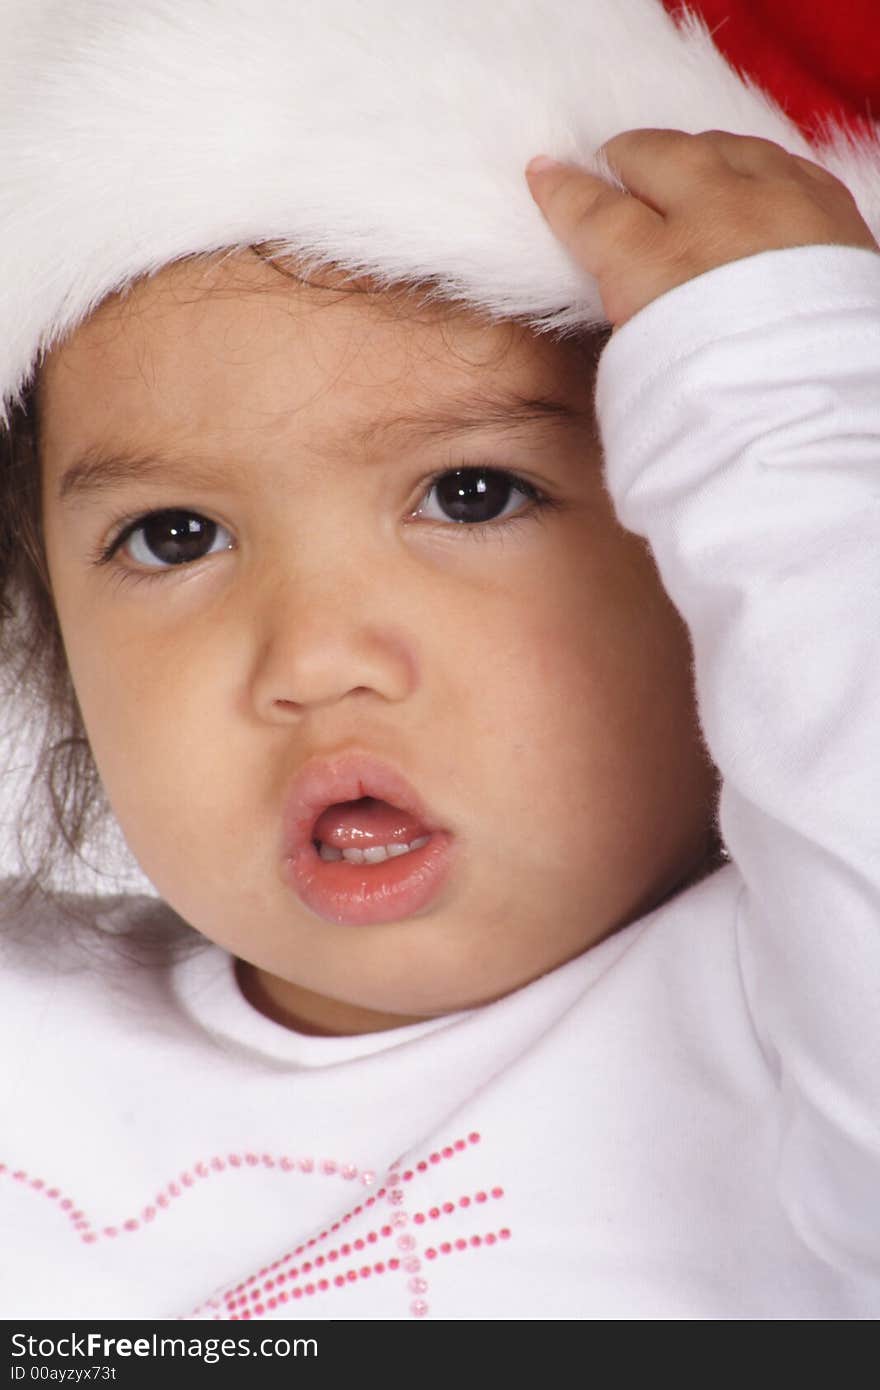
[595,128,815,212]
[696,129,835,181]
[695,132,859,205]
[525,156,664,280]
[596,128,727,211]
[789,153,846,186]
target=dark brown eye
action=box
[121,510,231,567]
[421,469,536,524]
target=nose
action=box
[247,568,419,721]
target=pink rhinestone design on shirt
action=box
[0,1148,376,1244]
[214,1131,510,1321]
[1,1129,510,1319]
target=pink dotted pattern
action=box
[212,1130,510,1321]
[0,1150,376,1245]
[0,1164,91,1239]
[1,1129,511,1320]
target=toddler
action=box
[1,0,879,1320]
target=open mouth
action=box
[281,754,456,926]
[311,795,432,864]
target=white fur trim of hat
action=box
[1,0,879,424]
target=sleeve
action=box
[593,242,880,1278]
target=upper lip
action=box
[281,749,446,856]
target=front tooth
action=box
[363,845,389,864]
[327,835,432,865]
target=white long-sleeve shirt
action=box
[2,242,879,1320]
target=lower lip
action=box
[283,831,456,926]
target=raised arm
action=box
[529,131,880,1277]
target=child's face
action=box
[38,252,717,1034]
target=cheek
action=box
[440,524,700,841]
[482,522,692,737]
[51,587,229,859]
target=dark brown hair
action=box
[0,378,110,910]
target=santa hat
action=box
[1,0,878,426]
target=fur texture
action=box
[1,0,879,422]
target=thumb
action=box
[525,153,661,288]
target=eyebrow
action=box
[57,448,235,507]
[56,391,592,507]
[359,391,590,449]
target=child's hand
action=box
[526,129,879,332]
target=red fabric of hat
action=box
[661,0,879,142]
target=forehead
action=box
[38,250,600,465]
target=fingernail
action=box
[526,155,564,177]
